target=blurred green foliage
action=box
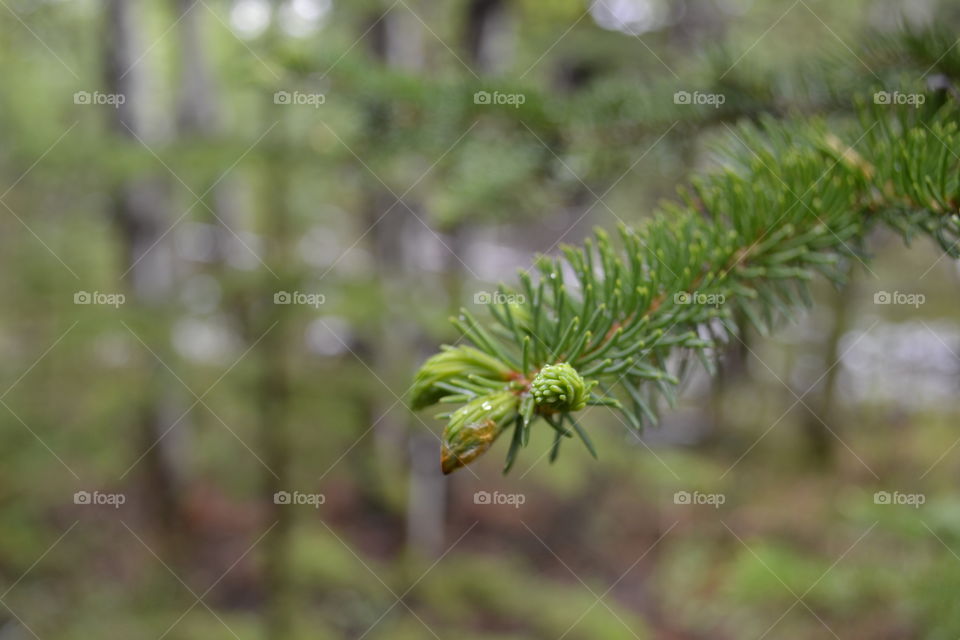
[2,0,960,638]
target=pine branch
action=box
[412,94,960,474]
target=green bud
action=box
[530,363,595,412]
[441,391,519,474]
[411,345,512,410]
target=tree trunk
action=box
[257,143,295,639]
[172,0,243,265]
[104,0,189,542]
[800,276,854,465]
[464,0,511,75]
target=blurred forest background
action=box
[3,0,960,638]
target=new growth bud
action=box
[411,345,512,410]
[531,363,594,412]
[441,391,519,474]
